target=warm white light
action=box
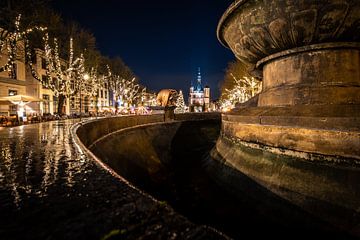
[83,73,90,80]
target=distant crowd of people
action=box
[0,113,69,127]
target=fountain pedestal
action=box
[258,43,360,107]
[215,0,360,235]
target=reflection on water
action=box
[0,120,86,208]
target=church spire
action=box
[195,67,203,91]
[197,67,201,84]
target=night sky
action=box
[52,0,235,100]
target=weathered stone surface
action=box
[76,113,221,149]
[77,115,164,148]
[217,0,360,160]
[217,0,360,72]
[215,0,360,236]
[222,119,360,160]
[226,105,360,130]
[211,136,360,235]
[259,44,360,106]
[222,104,360,159]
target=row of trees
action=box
[1,0,133,73]
[0,0,144,114]
[219,60,262,110]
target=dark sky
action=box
[52,0,235,100]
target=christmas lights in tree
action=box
[83,67,101,98]
[28,33,96,113]
[175,90,186,113]
[220,73,262,111]
[0,14,46,79]
[107,66,141,108]
[0,14,152,115]
[124,77,140,106]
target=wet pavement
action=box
[0,119,225,240]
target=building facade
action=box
[87,78,111,114]
[0,40,32,116]
[188,68,210,112]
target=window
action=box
[104,83,107,88]
[41,58,47,69]
[8,90,18,96]
[42,75,49,89]
[101,90,103,98]
[9,104,17,114]
[53,96,58,113]
[42,94,50,114]
[105,91,107,99]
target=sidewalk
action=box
[0,119,226,239]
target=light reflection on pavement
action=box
[0,120,83,207]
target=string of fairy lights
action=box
[1,14,152,112]
[1,14,46,78]
[106,65,147,107]
[220,73,262,111]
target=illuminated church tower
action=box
[188,68,210,112]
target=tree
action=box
[219,60,262,110]
[27,34,92,114]
[1,0,140,116]
[0,0,52,31]
[219,60,253,101]
[0,0,63,50]
[220,74,261,110]
[98,56,135,80]
[1,14,46,78]
[106,66,141,109]
[175,90,186,113]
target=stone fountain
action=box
[214,0,360,235]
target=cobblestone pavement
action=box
[0,120,226,240]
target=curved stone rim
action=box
[256,42,360,69]
[216,0,249,49]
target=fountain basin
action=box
[79,115,353,238]
[217,0,360,71]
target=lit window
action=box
[8,90,18,96]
